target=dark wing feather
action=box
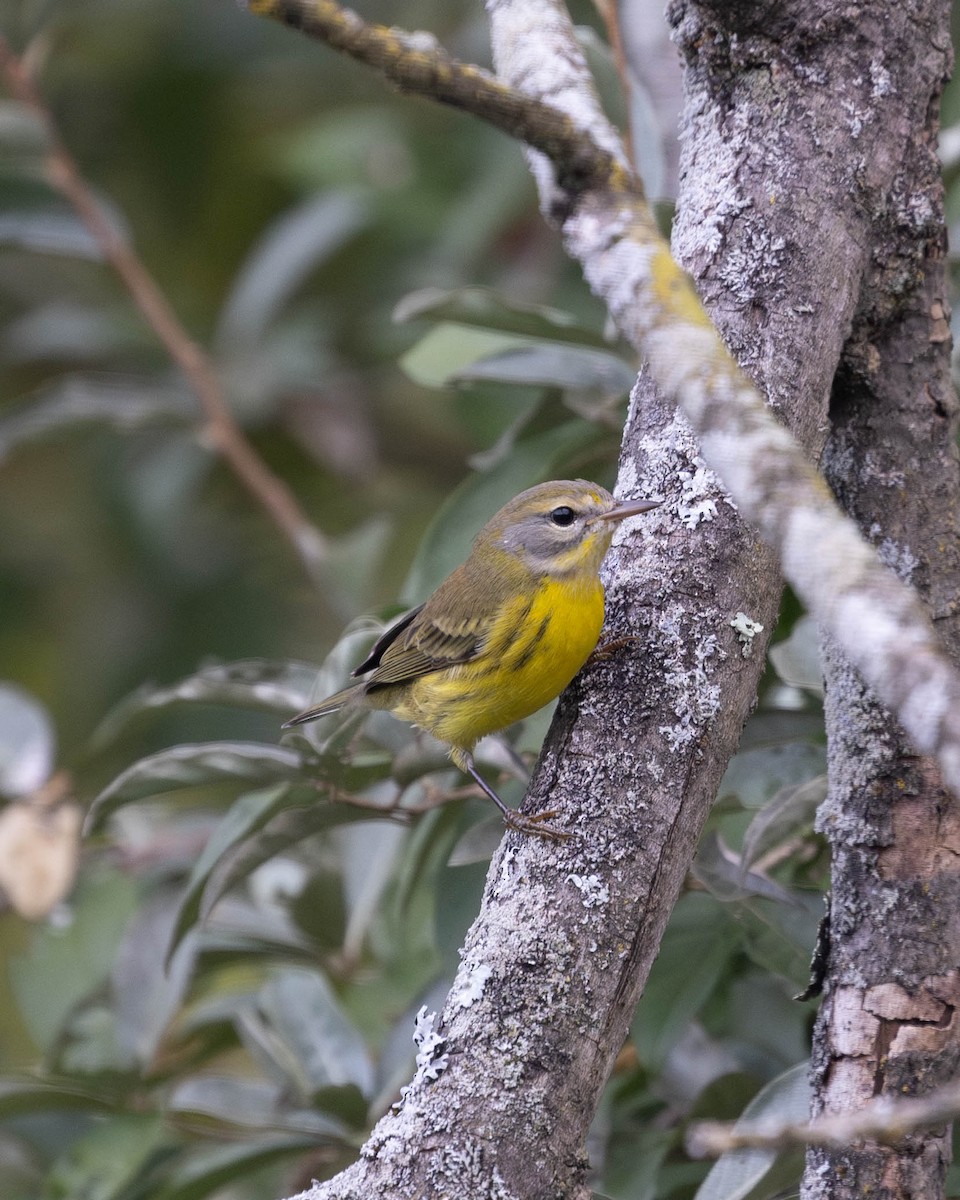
[358,560,514,691]
[351,605,425,677]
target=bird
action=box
[283,480,661,837]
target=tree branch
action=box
[689,1079,960,1157]
[0,35,329,581]
[247,0,628,201]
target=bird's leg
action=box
[499,739,532,782]
[453,749,573,842]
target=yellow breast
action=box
[402,574,605,752]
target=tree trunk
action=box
[663,1,960,1196]
[804,77,960,1200]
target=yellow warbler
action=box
[284,480,660,837]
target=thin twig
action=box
[687,1080,960,1158]
[590,0,636,171]
[246,0,633,200]
[0,36,328,581]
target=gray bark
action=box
[663,1,960,1197]
[805,82,960,1200]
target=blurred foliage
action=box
[0,2,957,1199]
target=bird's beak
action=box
[596,497,663,523]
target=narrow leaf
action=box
[694,1063,810,1200]
[394,285,612,348]
[166,784,294,963]
[452,343,636,397]
[259,967,375,1099]
[217,190,370,346]
[0,375,193,463]
[86,743,304,832]
[154,1137,324,1200]
[90,660,321,751]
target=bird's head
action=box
[477,479,661,579]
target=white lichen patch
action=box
[877,538,919,583]
[451,962,493,1009]
[567,872,609,908]
[730,611,765,656]
[677,464,719,528]
[399,1007,448,1100]
[870,60,893,98]
[657,608,722,751]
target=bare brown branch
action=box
[0,35,328,580]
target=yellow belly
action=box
[399,575,605,752]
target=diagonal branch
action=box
[248,0,960,801]
[0,36,329,581]
[247,0,628,200]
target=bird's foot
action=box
[586,634,642,666]
[503,807,574,841]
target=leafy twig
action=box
[0,35,329,581]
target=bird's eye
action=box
[550,506,576,527]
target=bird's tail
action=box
[282,683,362,729]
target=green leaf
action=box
[10,871,139,1052]
[257,967,375,1100]
[166,784,294,962]
[112,890,196,1066]
[0,208,102,258]
[693,1062,809,1200]
[631,894,740,1068]
[399,322,535,389]
[46,1113,165,1200]
[153,1137,323,1200]
[402,421,605,599]
[740,775,827,871]
[768,617,823,696]
[0,376,192,463]
[86,743,305,832]
[718,742,826,810]
[0,683,54,797]
[692,833,798,905]
[0,1077,115,1118]
[394,285,612,348]
[216,190,371,347]
[734,893,824,990]
[452,343,636,397]
[168,1075,344,1137]
[90,661,321,751]
[338,821,407,960]
[187,790,398,938]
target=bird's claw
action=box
[503,808,575,841]
[586,634,642,666]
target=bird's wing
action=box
[360,563,510,689]
[351,604,425,677]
